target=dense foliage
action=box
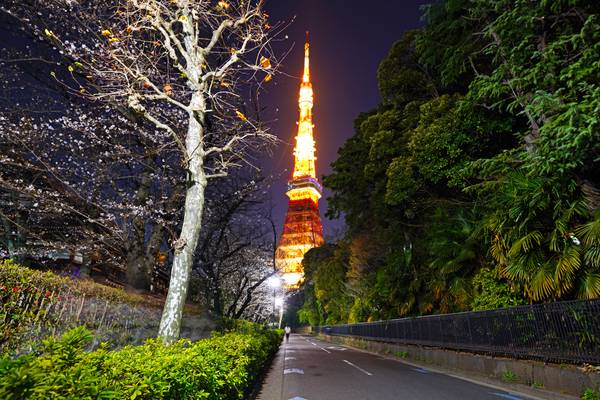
[0,325,281,399]
[301,0,600,324]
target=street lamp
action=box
[267,275,282,289]
[267,275,282,326]
[274,296,284,308]
[274,296,284,329]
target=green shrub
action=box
[221,317,263,333]
[0,260,159,307]
[471,267,527,311]
[0,326,282,399]
[582,389,600,400]
[502,370,518,383]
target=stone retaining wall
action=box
[317,334,600,398]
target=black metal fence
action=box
[314,299,600,365]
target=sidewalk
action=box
[256,337,287,400]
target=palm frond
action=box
[508,230,543,257]
[575,218,600,247]
[441,260,463,275]
[583,245,600,268]
[502,252,539,282]
[576,272,600,299]
[554,244,581,282]
[529,262,556,301]
[490,234,508,264]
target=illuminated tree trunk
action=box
[158,93,207,343]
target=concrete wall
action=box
[317,334,600,397]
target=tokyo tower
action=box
[275,35,325,288]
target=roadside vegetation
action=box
[0,323,281,399]
[583,388,600,400]
[300,0,600,325]
[0,260,165,356]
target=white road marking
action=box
[342,359,373,376]
[492,393,522,400]
[413,367,430,374]
[288,397,308,400]
[285,357,297,360]
[327,346,347,351]
[307,341,331,353]
[284,368,305,375]
[318,346,331,353]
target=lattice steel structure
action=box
[275,35,324,288]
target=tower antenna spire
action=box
[303,31,310,83]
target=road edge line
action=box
[311,335,577,400]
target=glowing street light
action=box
[274,296,284,308]
[274,296,285,329]
[267,275,283,327]
[267,275,282,289]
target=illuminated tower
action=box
[275,35,325,289]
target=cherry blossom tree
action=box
[2,0,281,342]
[0,17,184,289]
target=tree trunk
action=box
[158,93,207,343]
[80,254,91,278]
[213,284,223,319]
[582,180,600,214]
[0,213,16,259]
[126,250,151,291]
[126,168,153,291]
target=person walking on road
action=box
[284,326,291,342]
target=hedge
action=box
[0,326,283,399]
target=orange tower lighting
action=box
[275,34,325,289]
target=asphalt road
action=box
[258,334,539,400]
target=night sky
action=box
[261,0,431,238]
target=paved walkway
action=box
[257,334,549,400]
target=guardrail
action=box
[313,299,600,365]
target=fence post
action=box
[75,294,86,322]
[98,300,109,328]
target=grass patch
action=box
[582,389,600,400]
[502,370,518,383]
[395,351,409,359]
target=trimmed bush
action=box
[0,326,282,399]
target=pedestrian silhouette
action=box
[284,326,291,342]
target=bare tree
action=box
[2,0,281,342]
[194,174,278,321]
